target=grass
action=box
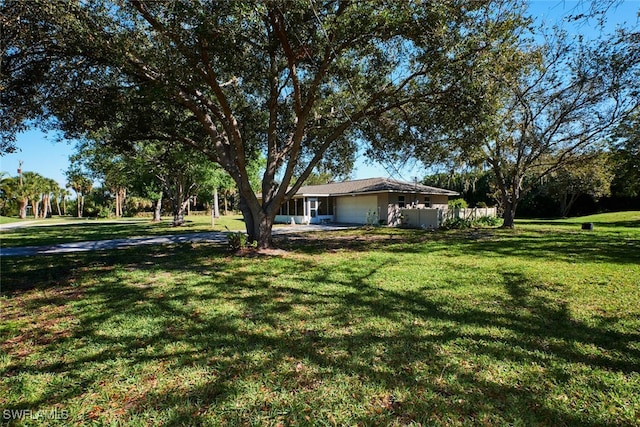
[0,215,246,248]
[0,216,29,225]
[517,211,640,229]
[1,212,639,426]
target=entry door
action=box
[308,198,318,218]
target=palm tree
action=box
[39,178,61,218]
[54,187,71,216]
[22,172,47,219]
[0,172,11,214]
[0,175,25,217]
[66,170,93,218]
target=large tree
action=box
[545,152,613,217]
[71,134,246,225]
[2,0,525,247]
[611,109,640,198]
[482,31,638,227]
[1,175,29,218]
[385,26,639,227]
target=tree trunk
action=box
[255,214,275,249]
[562,192,580,217]
[78,195,83,218]
[18,198,27,219]
[114,190,120,217]
[239,194,275,249]
[170,183,188,226]
[113,187,126,217]
[32,199,40,219]
[42,195,50,218]
[152,192,162,222]
[213,188,219,218]
[173,199,190,226]
[502,200,517,228]
[173,208,184,226]
[497,173,522,229]
[122,188,127,216]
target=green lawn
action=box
[518,211,640,229]
[0,215,247,248]
[0,216,29,225]
[1,213,639,426]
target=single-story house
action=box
[267,177,459,226]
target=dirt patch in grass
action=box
[231,247,290,257]
[1,285,84,359]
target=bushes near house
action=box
[440,215,502,230]
[225,227,257,251]
[474,215,502,227]
[448,198,468,209]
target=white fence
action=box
[400,207,497,229]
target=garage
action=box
[335,195,378,224]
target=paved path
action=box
[0,219,145,229]
[0,224,353,257]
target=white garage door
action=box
[335,195,377,224]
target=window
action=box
[398,195,405,208]
[424,196,431,207]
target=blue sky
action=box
[2,1,638,188]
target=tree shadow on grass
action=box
[520,219,640,228]
[371,227,639,266]
[458,231,639,265]
[274,226,640,266]
[1,241,638,425]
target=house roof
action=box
[295,177,459,197]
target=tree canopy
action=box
[2,0,527,246]
[611,110,640,198]
[383,24,639,226]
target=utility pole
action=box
[211,188,220,227]
[18,160,23,187]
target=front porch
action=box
[274,196,334,225]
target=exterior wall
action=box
[400,209,440,228]
[385,193,451,226]
[400,207,497,228]
[429,194,449,209]
[377,193,391,225]
[274,193,463,227]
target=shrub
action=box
[441,215,502,230]
[448,198,468,209]
[474,215,502,227]
[440,217,472,230]
[366,209,379,226]
[96,205,113,219]
[225,227,257,251]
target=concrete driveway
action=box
[0,223,354,257]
